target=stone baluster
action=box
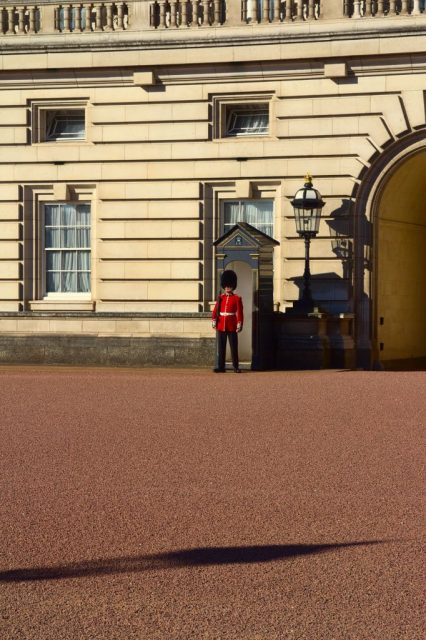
[180,0,191,27]
[272,0,280,20]
[115,2,122,28]
[83,4,91,31]
[158,1,165,27]
[352,0,362,16]
[376,0,384,14]
[26,6,32,34]
[200,0,208,24]
[63,4,71,31]
[74,4,81,30]
[308,0,314,17]
[283,0,291,21]
[181,0,188,24]
[16,6,24,33]
[411,0,420,13]
[389,0,396,14]
[104,3,111,29]
[28,7,35,33]
[92,3,100,29]
[83,3,89,30]
[400,0,408,13]
[363,0,371,15]
[295,0,303,19]
[262,0,269,21]
[192,0,198,25]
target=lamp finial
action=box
[304,172,313,185]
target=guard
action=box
[212,269,244,373]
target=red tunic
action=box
[212,293,244,332]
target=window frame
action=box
[212,93,274,141]
[42,202,92,299]
[31,99,90,144]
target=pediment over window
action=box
[214,221,279,250]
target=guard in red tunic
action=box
[212,269,244,373]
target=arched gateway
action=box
[355,136,426,370]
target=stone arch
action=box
[353,130,426,368]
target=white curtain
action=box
[246,0,264,20]
[62,203,76,226]
[223,200,274,237]
[46,248,61,293]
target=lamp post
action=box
[290,174,325,313]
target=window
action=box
[31,100,88,143]
[225,106,269,137]
[223,200,274,237]
[44,203,91,295]
[212,94,273,139]
[45,110,85,141]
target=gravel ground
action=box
[0,366,424,640]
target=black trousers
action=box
[216,331,239,371]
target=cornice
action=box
[0,17,425,57]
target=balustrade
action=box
[1,5,41,33]
[343,0,425,15]
[241,0,320,21]
[150,0,226,28]
[56,3,128,32]
[0,0,425,37]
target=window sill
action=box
[213,135,273,142]
[32,140,91,146]
[29,300,95,312]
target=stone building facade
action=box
[0,0,425,368]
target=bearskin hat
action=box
[221,269,237,290]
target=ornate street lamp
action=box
[291,174,325,312]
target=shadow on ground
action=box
[0,540,389,583]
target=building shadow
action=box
[0,540,389,583]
